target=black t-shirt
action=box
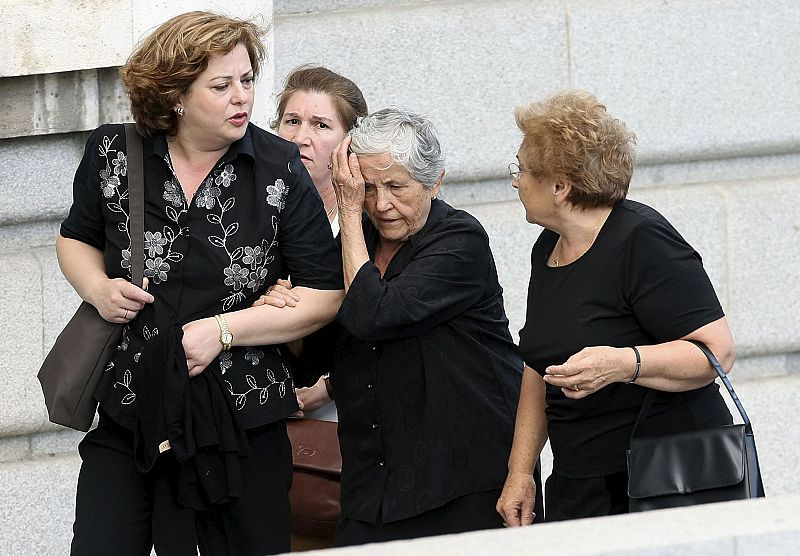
[324,200,523,523]
[60,123,342,429]
[518,199,729,478]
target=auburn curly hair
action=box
[515,90,637,208]
[120,11,267,138]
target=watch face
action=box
[221,332,233,344]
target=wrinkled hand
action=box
[330,136,365,215]
[252,278,298,308]
[296,377,332,413]
[496,471,537,527]
[543,346,633,399]
[182,317,223,377]
[93,277,153,323]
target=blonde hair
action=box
[515,90,637,208]
[120,11,267,137]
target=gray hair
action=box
[348,107,445,189]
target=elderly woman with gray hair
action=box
[315,108,533,545]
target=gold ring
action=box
[123,309,129,319]
[572,384,580,392]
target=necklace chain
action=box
[553,208,608,267]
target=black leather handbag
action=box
[627,340,765,512]
[37,123,145,431]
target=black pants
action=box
[544,469,629,522]
[71,412,292,556]
[335,488,504,547]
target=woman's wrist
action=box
[626,346,641,383]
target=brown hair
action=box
[515,90,637,208]
[120,11,267,137]
[272,65,368,131]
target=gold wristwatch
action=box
[214,314,233,351]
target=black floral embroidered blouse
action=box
[60,123,343,429]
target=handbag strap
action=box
[124,123,145,289]
[630,340,752,440]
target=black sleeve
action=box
[60,127,113,250]
[624,218,724,342]
[337,217,491,342]
[277,149,343,290]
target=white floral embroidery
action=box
[200,164,279,311]
[114,369,136,405]
[96,134,132,276]
[225,364,291,410]
[266,179,286,211]
[163,179,183,207]
[195,176,221,210]
[144,231,168,257]
[244,348,265,366]
[219,351,233,375]
[144,256,170,284]
[215,164,237,188]
[112,151,127,177]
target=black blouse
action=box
[60,123,343,429]
[518,200,730,478]
[325,200,523,524]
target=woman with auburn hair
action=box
[496,90,735,523]
[60,11,343,555]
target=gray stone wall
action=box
[1,0,799,553]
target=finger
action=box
[271,285,300,302]
[275,278,293,289]
[348,151,364,186]
[544,363,579,377]
[504,507,522,527]
[188,364,206,378]
[252,296,266,306]
[261,297,288,308]
[123,281,155,304]
[334,136,352,177]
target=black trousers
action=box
[544,469,629,522]
[71,412,292,556]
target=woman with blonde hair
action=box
[496,90,735,523]
[61,12,343,554]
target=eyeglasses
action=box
[508,162,534,182]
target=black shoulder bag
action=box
[38,123,145,431]
[627,340,765,511]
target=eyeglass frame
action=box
[508,162,534,182]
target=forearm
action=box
[338,209,370,293]
[225,287,344,346]
[55,235,108,306]
[507,366,548,475]
[632,318,735,391]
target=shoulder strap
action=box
[687,340,752,432]
[124,123,145,289]
[630,340,752,440]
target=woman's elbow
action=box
[717,340,736,374]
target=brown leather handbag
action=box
[37,123,145,431]
[286,418,342,537]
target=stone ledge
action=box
[296,495,800,555]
